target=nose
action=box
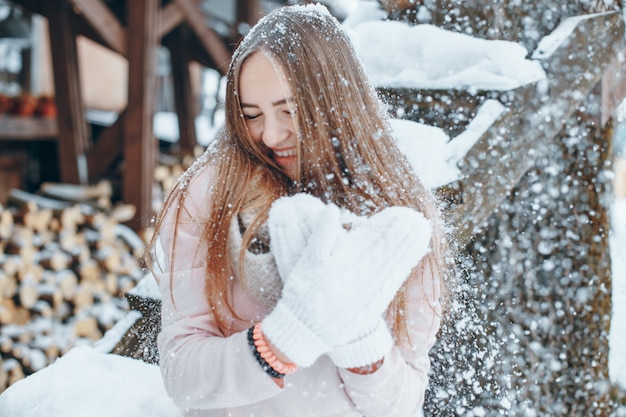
[261,116,290,149]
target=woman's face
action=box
[239,51,298,180]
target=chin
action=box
[283,166,298,181]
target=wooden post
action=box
[43,0,91,185]
[69,0,127,56]
[124,0,159,230]
[168,25,198,153]
[86,111,124,180]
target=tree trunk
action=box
[425,85,613,416]
[377,2,618,415]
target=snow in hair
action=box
[248,2,334,37]
[286,2,333,18]
[231,3,338,66]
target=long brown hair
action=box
[147,4,450,344]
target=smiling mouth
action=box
[273,148,297,158]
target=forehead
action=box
[239,52,291,102]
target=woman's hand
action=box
[347,358,384,375]
[263,194,432,368]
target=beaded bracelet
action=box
[247,324,297,379]
[252,323,298,375]
[247,326,283,378]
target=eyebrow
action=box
[240,97,294,108]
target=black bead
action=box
[247,326,285,379]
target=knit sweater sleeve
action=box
[154,165,282,410]
[338,264,442,417]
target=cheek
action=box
[286,118,297,134]
[246,123,272,159]
[245,121,263,144]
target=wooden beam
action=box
[167,26,198,152]
[449,11,626,246]
[86,111,124,179]
[163,27,220,69]
[158,1,186,39]
[68,7,112,51]
[124,0,159,230]
[69,0,127,56]
[0,115,57,140]
[174,0,231,74]
[43,0,91,185]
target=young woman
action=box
[147,4,450,416]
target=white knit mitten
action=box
[263,195,432,367]
[267,194,326,280]
[268,195,389,367]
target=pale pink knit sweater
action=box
[154,163,441,417]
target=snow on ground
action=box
[0,2,624,416]
[0,344,181,417]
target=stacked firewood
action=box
[152,146,205,212]
[0,183,146,392]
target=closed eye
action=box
[280,104,296,117]
[243,113,261,120]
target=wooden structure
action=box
[7,0,263,230]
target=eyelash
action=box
[243,110,293,120]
